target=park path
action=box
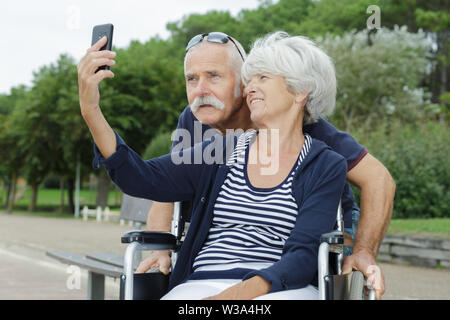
[0,212,449,300]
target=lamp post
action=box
[74,152,80,218]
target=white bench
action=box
[81,206,120,222]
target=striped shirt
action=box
[191,130,313,279]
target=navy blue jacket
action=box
[94,131,347,293]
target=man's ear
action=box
[241,82,247,98]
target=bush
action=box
[142,131,173,159]
[42,174,60,189]
[351,120,449,218]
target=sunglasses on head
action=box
[186,32,245,61]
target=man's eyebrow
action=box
[185,70,222,78]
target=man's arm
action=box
[146,202,174,232]
[347,153,395,256]
[136,107,201,273]
[343,153,396,298]
[135,202,174,274]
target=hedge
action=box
[351,120,449,218]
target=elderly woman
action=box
[84,32,346,300]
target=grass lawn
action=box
[0,187,122,207]
[387,218,450,238]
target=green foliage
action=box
[167,10,243,51]
[318,27,433,131]
[296,0,374,38]
[0,85,29,181]
[19,54,89,183]
[100,38,186,154]
[142,131,173,159]
[166,0,314,52]
[237,0,313,49]
[351,120,450,219]
[415,8,450,33]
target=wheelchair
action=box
[119,201,376,300]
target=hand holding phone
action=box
[77,23,115,117]
[77,23,118,163]
[91,23,114,71]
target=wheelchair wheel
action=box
[349,271,365,300]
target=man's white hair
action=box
[184,35,247,98]
[241,31,336,124]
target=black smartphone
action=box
[91,23,114,71]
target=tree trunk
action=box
[4,180,10,209]
[67,177,75,214]
[96,169,111,209]
[438,30,448,97]
[0,181,3,206]
[59,178,65,212]
[28,182,39,212]
[6,173,17,214]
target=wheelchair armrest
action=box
[121,230,178,247]
[320,231,344,245]
[122,231,177,300]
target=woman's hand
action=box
[77,36,116,118]
[203,276,271,300]
[76,35,117,159]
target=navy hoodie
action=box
[94,131,347,293]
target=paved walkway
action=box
[0,212,131,299]
[0,212,449,300]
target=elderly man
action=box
[78,33,395,299]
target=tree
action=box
[415,7,449,100]
[100,38,186,153]
[237,0,314,50]
[317,27,432,131]
[382,0,449,104]
[166,10,242,52]
[165,0,314,53]
[48,54,90,213]
[0,86,29,212]
[17,54,88,213]
[294,0,373,38]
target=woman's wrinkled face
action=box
[244,73,297,127]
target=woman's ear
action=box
[295,93,308,107]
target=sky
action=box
[0,0,261,95]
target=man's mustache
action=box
[190,95,225,113]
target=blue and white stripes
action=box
[192,131,313,276]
